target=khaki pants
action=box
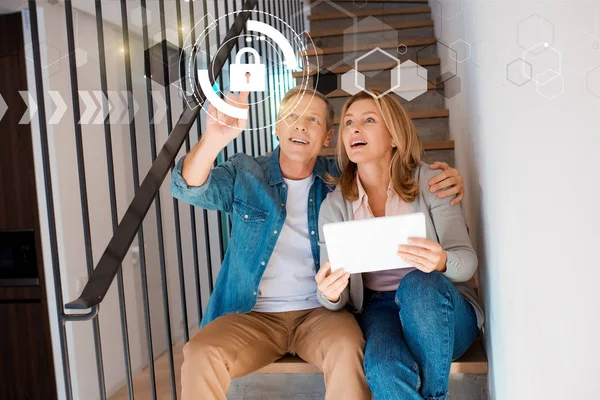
[181,307,370,400]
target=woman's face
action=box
[341,98,394,165]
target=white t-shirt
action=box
[253,175,322,313]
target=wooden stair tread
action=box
[300,38,436,57]
[308,6,431,21]
[319,140,454,157]
[306,20,434,38]
[326,83,439,98]
[331,109,449,124]
[293,58,439,77]
[258,339,487,374]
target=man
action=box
[170,87,465,399]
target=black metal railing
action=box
[25,0,307,398]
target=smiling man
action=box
[170,87,465,399]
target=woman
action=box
[315,90,484,400]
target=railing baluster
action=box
[27,2,74,398]
[254,0,271,153]
[189,0,206,324]
[63,1,107,398]
[200,0,216,295]
[260,0,273,152]
[222,0,240,155]
[174,0,192,346]
[266,0,281,150]
[93,1,134,398]
[124,1,158,398]
[155,0,179,396]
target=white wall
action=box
[434,1,600,399]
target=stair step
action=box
[300,38,436,57]
[327,89,445,113]
[307,41,438,69]
[308,6,431,21]
[308,27,434,49]
[310,12,432,32]
[306,19,433,38]
[309,0,430,14]
[258,338,486,374]
[422,148,455,166]
[320,140,454,157]
[293,58,439,77]
[326,84,439,97]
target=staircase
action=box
[298,0,456,168]
[261,0,488,392]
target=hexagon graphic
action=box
[130,5,152,29]
[353,0,368,7]
[523,42,561,83]
[74,48,88,68]
[391,60,428,101]
[397,45,408,55]
[341,69,365,95]
[450,39,472,63]
[563,30,600,75]
[356,47,399,78]
[433,0,464,21]
[347,16,399,59]
[25,41,63,77]
[297,0,358,73]
[518,14,555,53]
[587,65,600,98]
[506,58,532,87]
[417,41,457,85]
[153,28,180,47]
[440,75,461,99]
[536,70,564,99]
[355,48,400,98]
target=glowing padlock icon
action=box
[230,47,266,92]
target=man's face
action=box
[276,95,332,162]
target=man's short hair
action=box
[277,87,335,131]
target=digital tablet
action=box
[322,212,427,274]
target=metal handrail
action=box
[65,0,259,311]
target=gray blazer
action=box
[316,162,485,328]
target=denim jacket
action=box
[170,147,338,327]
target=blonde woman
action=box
[314,91,484,400]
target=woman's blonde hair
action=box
[330,90,422,203]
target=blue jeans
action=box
[356,270,479,400]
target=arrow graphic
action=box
[19,91,38,124]
[151,91,166,125]
[48,91,67,125]
[79,91,99,124]
[108,91,125,125]
[0,93,7,123]
[93,91,113,125]
[121,91,139,124]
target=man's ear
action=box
[323,128,333,147]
